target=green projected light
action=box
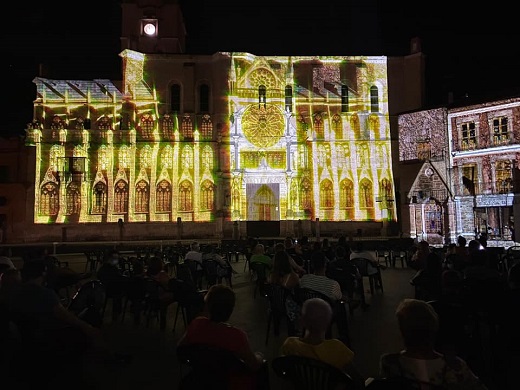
[26,51,397,224]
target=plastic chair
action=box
[272,355,357,390]
[350,257,384,295]
[68,279,106,327]
[249,261,270,299]
[263,283,294,345]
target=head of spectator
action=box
[395,299,439,352]
[272,250,293,277]
[105,249,120,266]
[253,244,266,255]
[147,256,165,277]
[301,297,332,336]
[468,239,484,254]
[457,235,467,248]
[284,237,294,249]
[190,241,200,252]
[20,259,47,283]
[310,251,327,275]
[274,242,285,253]
[204,284,235,323]
[335,244,348,260]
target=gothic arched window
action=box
[65,182,81,215]
[156,180,172,213]
[114,180,129,214]
[320,180,334,209]
[40,182,59,216]
[135,180,149,213]
[200,180,214,211]
[92,182,107,214]
[179,180,193,211]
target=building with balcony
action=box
[398,98,520,246]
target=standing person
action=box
[178,284,268,390]
[377,299,488,389]
[280,297,365,387]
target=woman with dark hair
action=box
[269,250,300,290]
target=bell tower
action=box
[120,0,186,54]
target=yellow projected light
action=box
[27,52,397,224]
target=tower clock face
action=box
[242,105,285,148]
[143,23,156,36]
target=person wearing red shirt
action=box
[177,284,268,390]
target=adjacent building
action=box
[399,97,520,246]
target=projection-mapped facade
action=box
[25,51,397,225]
[398,99,520,245]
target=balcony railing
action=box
[452,180,518,197]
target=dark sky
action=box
[4,1,520,136]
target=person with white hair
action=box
[280,297,365,386]
[377,298,487,389]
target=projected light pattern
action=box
[25,51,397,224]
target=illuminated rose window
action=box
[242,105,284,148]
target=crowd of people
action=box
[1,234,517,389]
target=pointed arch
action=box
[360,178,374,208]
[179,180,193,211]
[156,179,172,213]
[40,182,59,216]
[65,182,81,215]
[135,179,149,213]
[92,181,107,214]
[200,179,215,211]
[114,180,129,214]
[320,179,334,209]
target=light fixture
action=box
[141,19,158,37]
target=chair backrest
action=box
[263,283,290,313]
[68,280,106,326]
[176,343,249,389]
[295,286,335,307]
[250,261,270,282]
[201,258,219,287]
[350,257,370,276]
[272,355,356,390]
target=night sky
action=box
[4,1,520,136]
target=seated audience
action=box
[249,244,273,271]
[378,298,487,389]
[350,242,382,274]
[299,251,350,345]
[409,250,443,301]
[6,260,130,385]
[280,297,364,388]
[409,241,430,271]
[178,284,268,390]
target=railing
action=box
[452,180,519,197]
